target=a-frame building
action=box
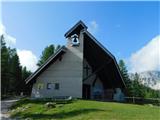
[26,21,126,101]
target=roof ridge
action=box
[65,20,87,37]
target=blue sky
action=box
[1,1,160,72]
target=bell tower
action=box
[71,34,80,46]
[65,20,87,58]
[63,20,87,98]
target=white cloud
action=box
[0,23,37,72]
[129,35,160,73]
[4,34,16,46]
[17,49,38,72]
[88,20,98,34]
[0,23,16,46]
[0,23,6,35]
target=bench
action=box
[51,96,73,103]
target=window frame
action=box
[55,83,59,90]
[47,83,52,90]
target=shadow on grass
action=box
[11,98,30,109]
[13,108,106,119]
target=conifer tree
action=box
[1,35,10,94]
[37,44,61,67]
[118,59,132,95]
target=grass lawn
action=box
[10,98,160,120]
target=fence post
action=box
[133,96,135,104]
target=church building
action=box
[26,21,126,101]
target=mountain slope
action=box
[129,71,160,90]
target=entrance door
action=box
[83,84,91,99]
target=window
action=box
[55,83,59,90]
[47,83,52,89]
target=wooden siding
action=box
[31,32,84,98]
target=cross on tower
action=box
[84,65,90,76]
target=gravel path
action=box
[1,98,19,120]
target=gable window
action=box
[47,83,52,89]
[55,83,59,90]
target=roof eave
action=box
[25,46,67,84]
[83,30,127,89]
[82,30,115,59]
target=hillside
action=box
[10,99,160,120]
[129,71,160,90]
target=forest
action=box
[1,34,61,98]
[1,35,32,97]
[119,60,160,99]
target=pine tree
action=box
[37,45,55,67]
[21,66,32,94]
[118,59,132,95]
[132,73,139,97]
[131,73,146,98]
[1,35,10,95]
[22,67,32,80]
[8,49,22,94]
[37,44,61,67]
[1,35,23,95]
[55,45,61,51]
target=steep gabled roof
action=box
[25,46,67,84]
[82,30,126,88]
[65,20,87,38]
[26,21,126,89]
[83,30,115,59]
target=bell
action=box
[73,36,78,43]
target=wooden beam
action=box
[83,59,112,82]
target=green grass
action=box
[10,98,160,120]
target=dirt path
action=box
[1,98,19,120]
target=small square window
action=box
[47,83,52,89]
[55,83,59,90]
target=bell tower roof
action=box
[64,20,87,38]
